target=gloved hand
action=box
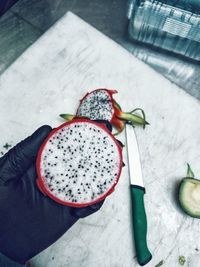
[0,125,103,264]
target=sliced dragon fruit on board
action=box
[36,119,123,207]
[60,88,149,134]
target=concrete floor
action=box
[0,0,200,100]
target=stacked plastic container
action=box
[128,0,200,61]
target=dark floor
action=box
[0,0,200,99]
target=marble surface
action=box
[1,12,200,267]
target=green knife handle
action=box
[130,185,152,266]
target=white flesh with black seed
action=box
[77,90,113,121]
[40,122,121,204]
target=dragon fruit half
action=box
[60,88,149,134]
[36,119,123,207]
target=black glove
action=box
[0,125,103,264]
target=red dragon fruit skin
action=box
[36,119,123,207]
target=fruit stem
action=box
[186,163,195,178]
[113,99,122,111]
[117,108,149,129]
[60,114,75,121]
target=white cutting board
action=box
[1,12,200,267]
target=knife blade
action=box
[125,124,152,266]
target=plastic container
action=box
[127,0,200,61]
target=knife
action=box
[125,124,152,266]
